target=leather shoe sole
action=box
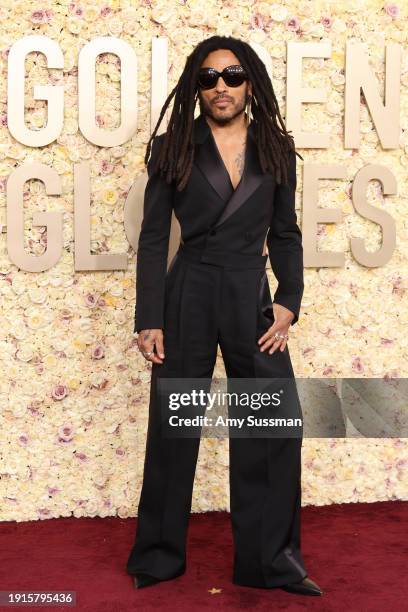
[133,573,161,589]
[281,576,323,595]
[131,566,186,589]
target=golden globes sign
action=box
[4,35,401,272]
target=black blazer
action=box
[134,113,304,333]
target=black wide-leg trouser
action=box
[127,243,308,588]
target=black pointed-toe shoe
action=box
[281,576,323,596]
[133,573,161,589]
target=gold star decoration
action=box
[208,587,222,595]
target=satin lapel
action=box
[213,133,264,228]
[194,130,233,202]
[193,114,266,229]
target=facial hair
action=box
[197,87,251,127]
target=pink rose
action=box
[286,17,300,32]
[58,423,74,442]
[52,384,68,400]
[384,3,400,18]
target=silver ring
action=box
[142,350,153,358]
[274,332,288,340]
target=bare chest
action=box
[212,135,246,190]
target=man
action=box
[127,35,322,597]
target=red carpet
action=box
[1,501,407,610]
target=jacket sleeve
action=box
[267,149,304,326]
[134,135,173,333]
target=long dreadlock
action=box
[145,35,301,192]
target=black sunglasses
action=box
[197,65,248,90]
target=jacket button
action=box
[209,228,217,236]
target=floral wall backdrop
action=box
[0,0,407,521]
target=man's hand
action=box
[257,303,294,354]
[135,328,165,364]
